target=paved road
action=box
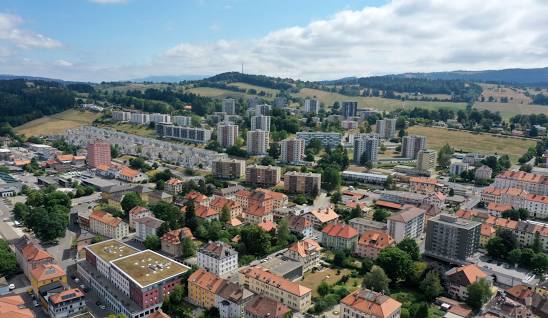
[71,193,101,207]
[0,199,21,241]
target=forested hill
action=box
[394,67,548,86]
[0,79,79,126]
[201,72,295,90]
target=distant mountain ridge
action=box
[0,74,69,83]
[389,67,548,86]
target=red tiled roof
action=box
[288,239,321,258]
[244,296,290,318]
[120,166,139,178]
[446,264,487,285]
[49,288,84,305]
[240,266,311,296]
[90,210,123,228]
[161,227,193,244]
[321,223,358,239]
[30,264,65,282]
[358,230,395,250]
[375,200,403,210]
[166,178,183,185]
[257,221,276,232]
[410,177,439,185]
[21,243,53,263]
[195,205,218,219]
[341,289,401,318]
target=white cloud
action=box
[89,0,128,4]
[0,13,62,48]
[54,59,73,67]
[159,0,548,80]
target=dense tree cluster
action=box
[0,79,76,126]
[203,72,294,90]
[13,186,70,242]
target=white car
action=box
[8,284,15,290]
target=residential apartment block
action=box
[212,158,246,179]
[47,288,86,318]
[250,115,271,131]
[149,113,171,124]
[239,266,312,312]
[160,227,194,257]
[246,130,269,155]
[222,98,237,115]
[245,164,281,186]
[197,241,239,277]
[188,268,225,309]
[416,149,437,173]
[217,121,239,148]
[424,214,481,265]
[89,210,129,240]
[386,206,425,243]
[112,111,130,122]
[280,138,305,163]
[353,133,380,164]
[134,216,164,242]
[86,140,111,168]
[156,124,212,144]
[173,115,192,126]
[401,135,426,159]
[342,101,358,118]
[494,171,548,195]
[296,131,342,148]
[375,118,397,139]
[215,281,254,318]
[481,187,548,219]
[283,171,321,195]
[285,239,321,272]
[130,113,150,125]
[304,98,320,114]
[244,296,290,318]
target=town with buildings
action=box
[0,2,548,318]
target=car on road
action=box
[74,278,80,283]
[33,300,39,307]
[8,284,15,290]
[99,305,106,310]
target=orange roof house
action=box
[340,289,402,318]
[0,295,35,318]
[356,230,395,259]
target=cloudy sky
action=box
[1,0,548,82]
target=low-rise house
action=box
[0,295,35,317]
[321,223,359,251]
[244,206,274,225]
[195,205,219,221]
[303,207,339,229]
[188,268,226,309]
[244,296,290,318]
[215,281,254,318]
[164,178,183,195]
[210,197,242,219]
[409,176,443,194]
[285,239,321,272]
[197,241,238,277]
[129,206,153,230]
[134,216,165,242]
[185,191,210,207]
[12,236,55,279]
[160,227,194,257]
[147,190,173,204]
[355,230,395,260]
[89,210,129,240]
[445,264,488,300]
[256,189,288,209]
[30,264,67,296]
[239,266,312,312]
[287,215,314,238]
[480,224,496,247]
[47,288,86,318]
[340,288,402,318]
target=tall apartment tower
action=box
[416,149,437,173]
[247,130,270,156]
[353,134,380,165]
[255,104,271,116]
[304,99,320,114]
[250,115,271,131]
[222,98,237,115]
[217,121,239,148]
[86,140,111,168]
[375,118,397,139]
[280,138,305,163]
[342,101,358,118]
[401,135,427,159]
[425,214,481,265]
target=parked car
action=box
[100,305,106,310]
[8,284,15,290]
[33,300,39,307]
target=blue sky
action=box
[0,0,547,81]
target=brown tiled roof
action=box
[410,176,439,185]
[288,239,321,258]
[210,197,240,210]
[49,288,84,305]
[129,206,150,217]
[188,268,225,293]
[308,207,339,223]
[90,210,123,228]
[480,224,496,237]
[322,223,358,239]
[506,285,535,301]
[497,170,547,184]
[257,220,276,232]
[375,200,403,210]
[387,206,425,223]
[184,191,208,203]
[30,264,65,282]
[257,188,287,201]
[160,227,194,244]
[240,266,311,297]
[195,205,218,219]
[287,215,312,232]
[358,230,395,250]
[244,296,290,318]
[246,205,270,217]
[340,289,401,318]
[199,241,236,259]
[21,243,53,263]
[147,310,171,318]
[166,178,183,185]
[120,166,139,178]
[0,295,34,318]
[446,264,487,286]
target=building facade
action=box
[321,223,359,251]
[353,133,380,164]
[86,140,111,168]
[375,119,397,139]
[246,130,269,155]
[401,135,426,159]
[245,165,281,186]
[280,138,305,163]
[340,289,402,318]
[89,210,129,240]
[217,121,239,148]
[212,159,246,179]
[197,242,238,277]
[386,206,425,243]
[284,171,321,195]
[250,115,271,131]
[416,149,437,173]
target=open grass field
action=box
[98,83,170,93]
[229,82,280,96]
[407,125,535,161]
[293,88,467,112]
[14,109,101,136]
[97,122,157,137]
[301,268,360,297]
[186,86,248,99]
[475,101,548,119]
